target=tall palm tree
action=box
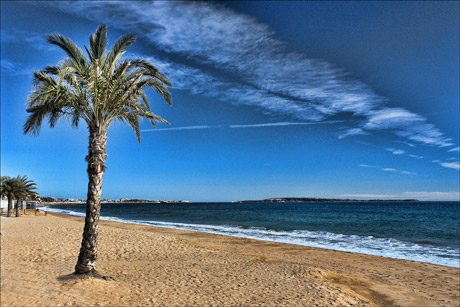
[24,25,172,275]
[15,175,37,217]
[1,176,22,217]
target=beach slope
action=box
[1,213,458,306]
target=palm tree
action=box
[15,175,37,217]
[1,176,22,217]
[24,25,172,275]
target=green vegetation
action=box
[23,25,172,275]
[1,175,37,217]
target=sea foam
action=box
[42,206,460,268]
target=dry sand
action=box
[1,213,459,306]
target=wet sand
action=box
[1,213,459,306]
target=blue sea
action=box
[42,201,460,268]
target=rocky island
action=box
[237,197,419,203]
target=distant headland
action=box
[236,197,419,203]
[38,196,419,206]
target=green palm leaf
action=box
[24,24,173,275]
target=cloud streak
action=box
[1,59,35,76]
[359,164,416,175]
[141,125,219,132]
[229,120,343,129]
[385,148,405,155]
[141,121,342,132]
[36,1,454,148]
[439,162,460,171]
[1,29,54,52]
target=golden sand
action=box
[1,213,459,306]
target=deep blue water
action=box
[43,201,460,267]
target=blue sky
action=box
[1,1,459,201]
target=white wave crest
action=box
[42,206,460,268]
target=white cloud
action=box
[359,164,378,168]
[394,141,417,148]
[1,59,34,76]
[229,120,342,129]
[399,170,417,175]
[440,162,460,171]
[447,147,460,153]
[364,108,424,130]
[382,168,397,172]
[141,125,219,132]
[385,148,405,155]
[1,29,53,52]
[385,147,423,160]
[37,1,453,148]
[339,128,369,139]
[141,121,342,132]
[360,164,416,175]
[431,159,460,171]
[363,108,452,147]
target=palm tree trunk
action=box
[75,126,108,274]
[16,199,22,217]
[7,198,13,217]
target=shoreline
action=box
[40,205,460,269]
[2,213,459,306]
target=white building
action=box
[1,199,38,210]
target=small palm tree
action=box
[24,25,172,275]
[1,176,22,217]
[15,175,37,217]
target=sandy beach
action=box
[1,213,459,306]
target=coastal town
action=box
[38,197,190,204]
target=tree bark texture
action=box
[7,198,13,217]
[16,199,22,217]
[75,126,108,274]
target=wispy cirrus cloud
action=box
[385,148,405,155]
[229,120,343,129]
[1,29,53,52]
[35,1,453,148]
[385,147,424,160]
[141,125,219,132]
[360,108,453,147]
[338,128,369,139]
[141,121,342,132]
[439,162,460,171]
[1,59,35,76]
[447,147,460,153]
[431,159,460,171]
[359,164,417,175]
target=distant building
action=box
[1,199,38,210]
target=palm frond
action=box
[25,25,172,143]
[46,33,88,74]
[104,34,136,71]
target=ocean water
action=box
[42,201,460,268]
